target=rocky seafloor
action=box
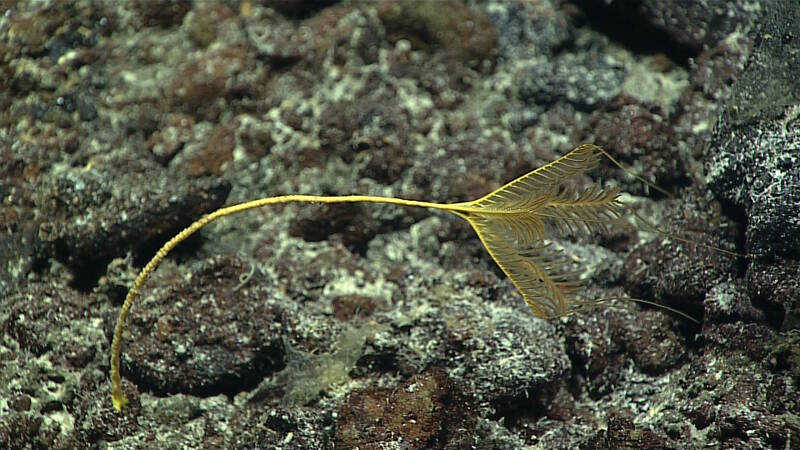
[1,0,798,448]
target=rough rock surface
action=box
[707,1,800,260]
[706,0,800,331]
[1,0,795,449]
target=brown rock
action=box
[133,0,192,28]
[377,0,498,68]
[184,3,236,47]
[183,124,236,177]
[170,47,247,111]
[336,368,476,449]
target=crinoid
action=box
[109,143,741,410]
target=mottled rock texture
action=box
[1,0,795,449]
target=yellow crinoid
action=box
[110,144,740,411]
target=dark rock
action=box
[517,50,624,110]
[145,113,195,164]
[688,34,753,103]
[5,5,70,56]
[302,4,384,66]
[133,0,192,28]
[238,119,275,159]
[169,46,249,113]
[682,322,800,449]
[580,95,688,194]
[288,203,378,253]
[118,255,286,397]
[244,6,306,63]
[70,370,143,445]
[702,322,774,363]
[184,3,236,48]
[0,281,131,447]
[746,258,800,330]
[565,309,628,398]
[707,0,800,259]
[375,294,570,413]
[31,157,231,274]
[180,123,237,177]
[332,295,386,321]
[768,331,800,381]
[566,305,687,398]
[629,0,758,51]
[2,282,96,366]
[703,281,768,325]
[377,0,499,68]
[317,76,412,164]
[328,95,393,150]
[484,0,573,58]
[411,128,539,204]
[582,411,668,450]
[0,0,783,447]
[265,0,340,19]
[0,223,37,297]
[0,413,54,450]
[228,407,334,448]
[335,368,476,450]
[358,141,411,184]
[622,310,686,374]
[623,189,740,316]
[271,241,368,304]
[572,0,760,55]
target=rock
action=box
[581,95,688,194]
[583,412,668,450]
[703,281,768,325]
[572,0,761,54]
[132,0,192,28]
[169,46,248,112]
[376,293,570,413]
[623,189,739,316]
[31,157,231,274]
[0,0,785,447]
[746,259,800,330]
[118,255,286,397]
[335,368,476,450]
[707,0,800,260]
[265,0,340,19]
[288,202,379,253]
[227,407,333,448]
[517,51,624,110]
[180,123,237,177]
[184,3,236,47]
[484,0,572,58]
[377,0,499,68]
